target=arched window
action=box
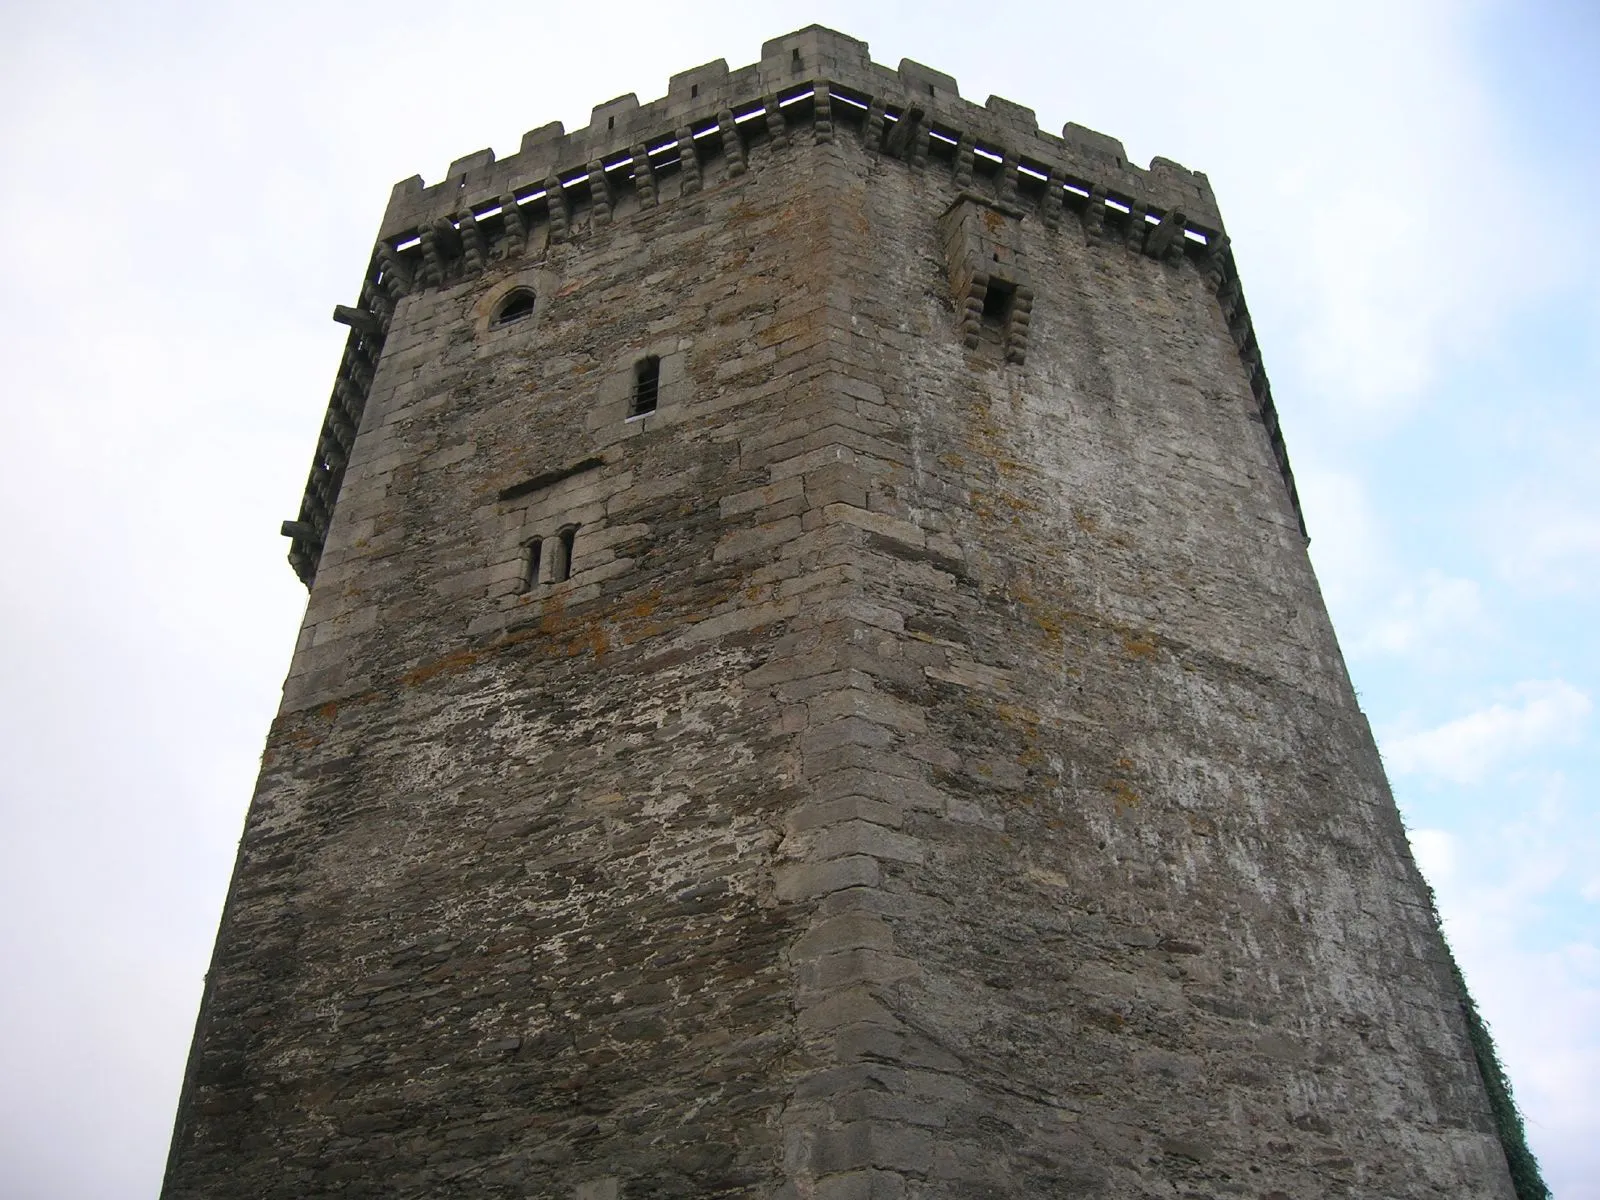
[550,525,578,583]
[492,288,536,327]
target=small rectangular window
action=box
[631,355,660,417]
[981,280,1015,326]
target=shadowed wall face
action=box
[164,25,1517,1200]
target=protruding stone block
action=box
[898,58,958,101]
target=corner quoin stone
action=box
[165,23,1528,1200]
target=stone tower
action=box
[163,26,1527,1200]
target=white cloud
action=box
[1410,773,1600,1200]
[1358,570,1490,660]
[1297,465,1392,612]
[1197,2,1566,425]
[1493,494,1600,595]
[1408,827,1458,884]
[1385,681,1591,784]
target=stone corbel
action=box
[1083,186,1108,245]
[587,160,614,224]
[630,145,657,208]
[718,112,746,176]
[763,96,788,151]
[457,211,487,273]
[885,106,923,160]
[1143,209,1186,260]
[813,84,833,144]
[499,193,528,256]
[544,175,570,239]
[676,127,702,194]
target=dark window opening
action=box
[981,280,1016,327]
[607,115,615,130]
[792,48,802,68]
[552,526,578,583]
[517,537,542,592]
[631,355,660,416]
[691,84,699,98]
[927,82,936,97]
[493,288,536,327]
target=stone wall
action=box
[165,26,1516,1200]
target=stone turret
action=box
[168,26,1523,1200]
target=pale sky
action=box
[1,1,1595,1196]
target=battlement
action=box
[377,26,1221,248]
[284,26,1302,588]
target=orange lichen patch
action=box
[1185,813,1217,837]
[993,456,1028,478]
[1107,779,1141,810]
[318,701,340,721]
[1115,757,1135,771]
[998,492,1039,514]
[996,701,1041,728]
[1073,508,1099,534]
[982,208,1007,234]
[402,648,480,687]
[1122,634,1158,659]
[554,276,590,299]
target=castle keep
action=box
[164,26,1526,1199]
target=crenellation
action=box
[667,57,731,104]
[446,146,495,177]
[591,92,640,135]
[897,58,959,102]
[377,38,1225,253]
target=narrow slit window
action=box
[631,355,660,417]
[517,537,542,593]
[551,526,578,583]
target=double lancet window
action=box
[515,525,579,593]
